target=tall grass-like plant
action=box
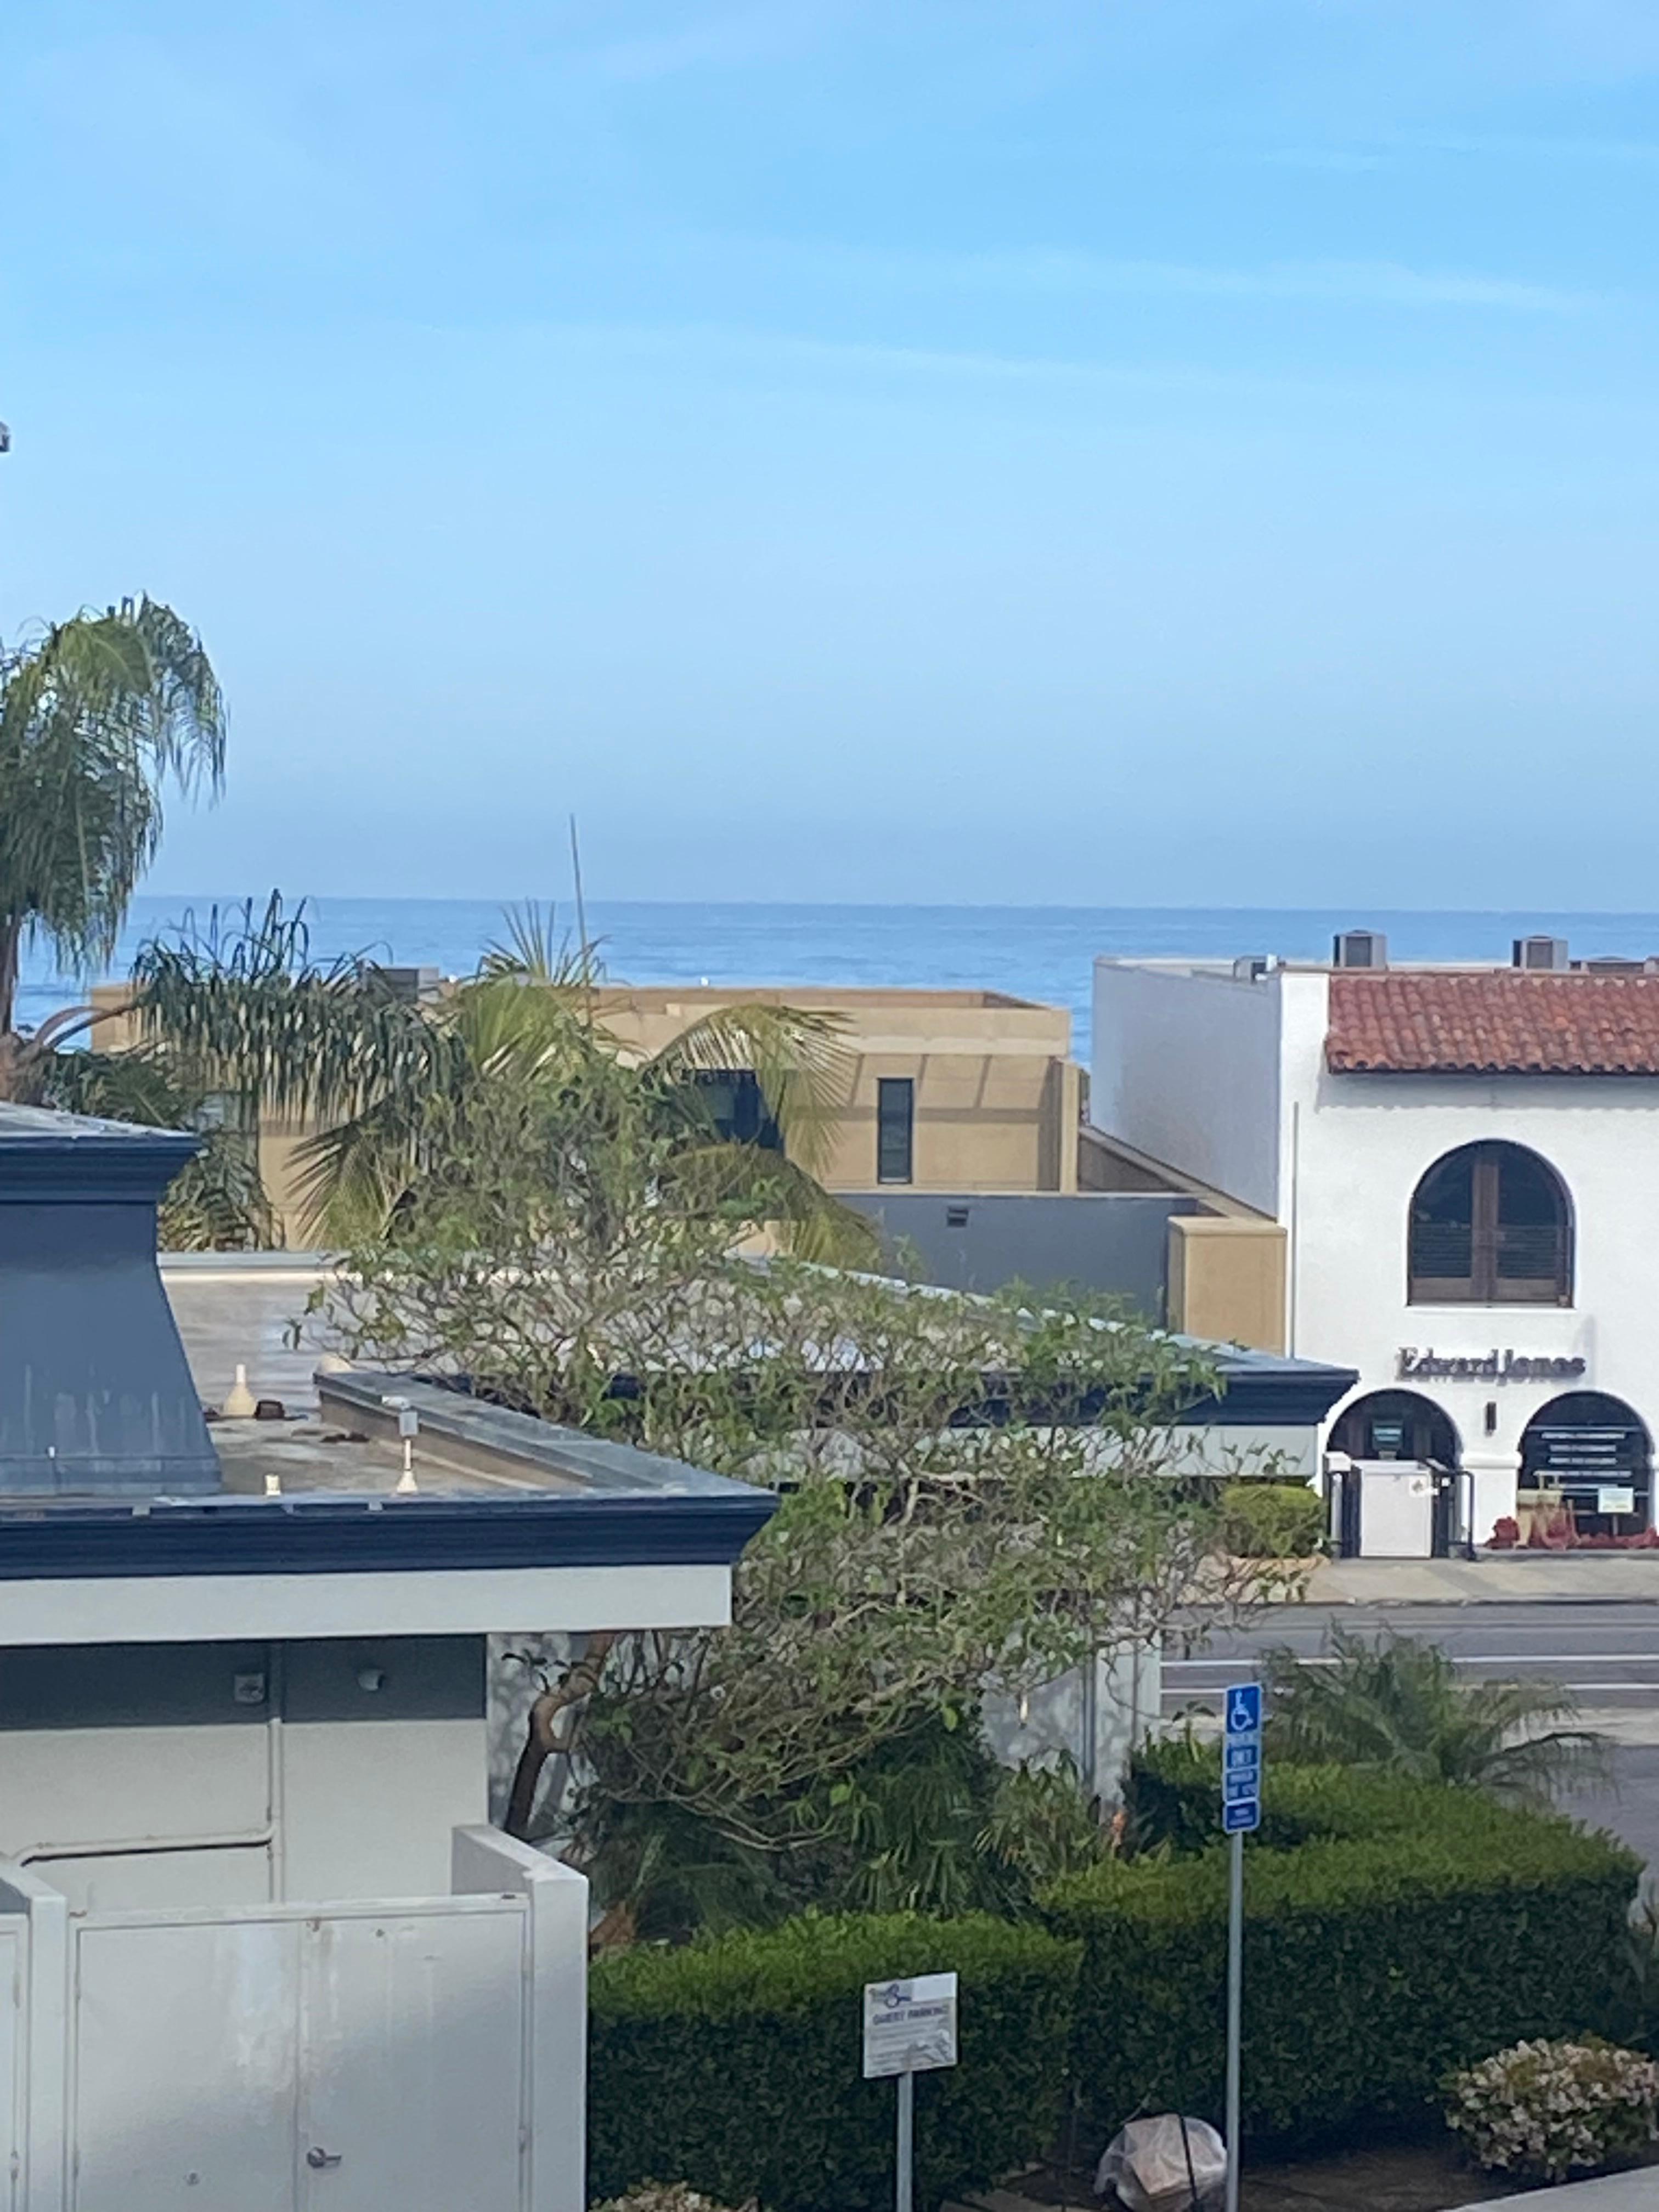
[1262,1627,1606,1804]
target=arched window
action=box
[1331,1390,1461,1468]
[1408,1141,1572,1306]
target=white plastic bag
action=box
[1093,2114,1226,2212]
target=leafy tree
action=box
[0,597,223,1099]
[1262,1627,1606,1804]
[319,1073,1279,1940]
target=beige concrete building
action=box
[89,979,1083,1230]
[89,974,1287,1351]
[596,983,1082,1195]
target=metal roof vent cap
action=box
[1333,930,1388,970]
[0,1106,219,1496]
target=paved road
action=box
[1163,1602,1659,1871]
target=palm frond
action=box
[451,966,619,1081]
[666,1141,878,1265]
[479,902,594,986]
[289,1091,430,1246]
[646,1002,851,1179]
[129,892,460,1124]
[0,597,224,989]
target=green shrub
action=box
[1047,1750,1640,2151]
[1124,1735,1422,1855]
[1221,1480,1326,1558]
[590,1912,1081,2212]
[1445,2036,1659,2182]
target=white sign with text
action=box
[862,1973,959,2079]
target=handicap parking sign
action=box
[1222,1681,1263,1834]
[1226,1683,1262,1736]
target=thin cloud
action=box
[733,235,1586,317]
[1421,131,1659,165]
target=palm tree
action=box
[0,596,224,1101]
[126,897,875,1259]
[1261,1627,1606,1805]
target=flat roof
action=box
[595,983,1055,1012]
[160,1254,1351,1434]
[0,1370,776,1585]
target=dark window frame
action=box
[876,1077,915,1185]
[1407,1140,1572,1307]
[686,1069,783,1153]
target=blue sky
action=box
[4,1,1659,906]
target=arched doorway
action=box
[1328,1391,1465,1558]
[1330,1390,1461,1467]
[1519,1392,1653,1539]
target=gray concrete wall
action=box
[843,1191,1198,1318]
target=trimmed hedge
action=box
[1046,1746,1640,2151]
[1220,1480,1326,1558]
[589,1911,1081,2212]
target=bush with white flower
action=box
[1444,2036,1659,2182]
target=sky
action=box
[4,2,1659,907]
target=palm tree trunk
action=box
[0,916,21,1041]
[0,917,25,1102]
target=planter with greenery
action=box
[1220,1480,1326,1558]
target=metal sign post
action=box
[864,1972,959,2212]
[1221,1682,1262,2212]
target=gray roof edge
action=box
[0,1104,202,1199]
[318,1368,772,1504]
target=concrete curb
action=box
[1449,2172,1659,2208]
[1304,1560,1659,1607]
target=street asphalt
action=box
[1164,1601,1659,1872]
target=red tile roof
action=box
[1326,971,1659,1076]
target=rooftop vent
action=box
[1584,956,1644,974]
[371,964,442,1005]
[0,1107,218,1496]
[1232,955,1274,983]
[1333,930,1388,970]
[1514,936,1570,972]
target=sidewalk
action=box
[1451,2172,1659,2208]
[1304,1554,1659,1605]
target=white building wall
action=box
[1091,960,1285,1215]
[1092,957,1659,1541]
[0,1717,485,1911]
[1279,1037,1659,1540]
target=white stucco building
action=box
[1092,938,1659,1549]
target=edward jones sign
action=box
[1396,1348,1587,1384]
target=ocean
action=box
[19,899,1659,1059]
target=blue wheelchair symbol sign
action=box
[1225,1683,1262,1735]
